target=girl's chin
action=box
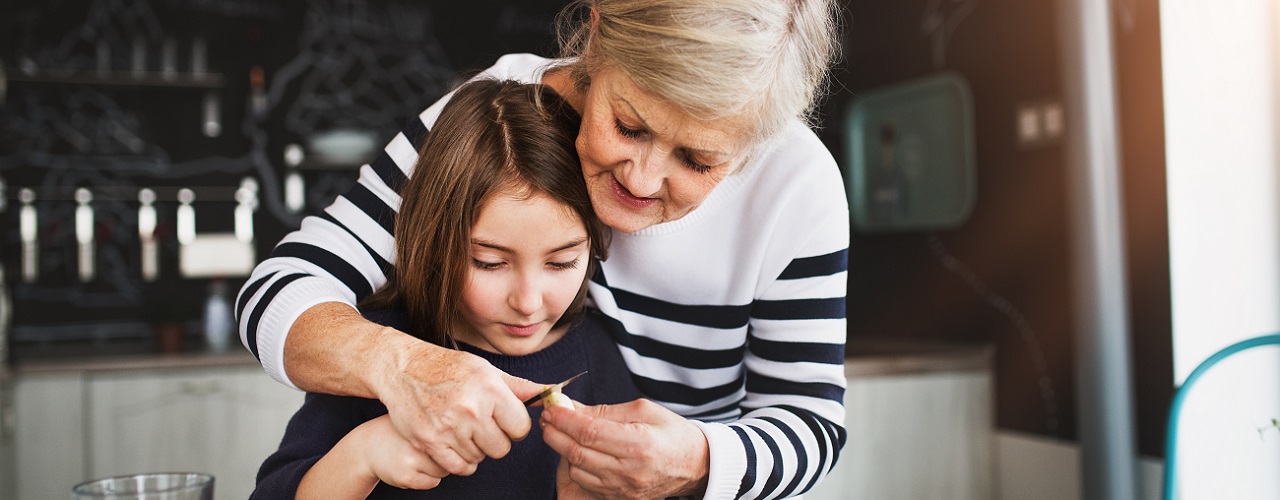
[491,342,542,357]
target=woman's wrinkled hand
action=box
[376,341,546,476]
[540,399,710,499]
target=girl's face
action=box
[455,188,590,356]
[570,66,754,233]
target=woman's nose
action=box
[614,152,665,198]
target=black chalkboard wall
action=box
[0,0,569,351]
[0,0,1172,457]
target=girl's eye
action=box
[678,151,713,174]
[472,259,504,271]
[614,118,645,140]
[548,259,580,271]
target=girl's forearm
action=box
[296,429,380,500]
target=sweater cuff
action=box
[253,276,355,391]
[692,420,747,500]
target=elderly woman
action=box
[237,0,848,498]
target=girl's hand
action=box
[556,456,598,500]
[354,415,450,490]
[541,399,710,499]
[299,414,450,499]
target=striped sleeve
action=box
[700,245,849,495]
[235,115,430,388]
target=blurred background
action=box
[1,0,1277,499]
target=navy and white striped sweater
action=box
[237,54,850,499]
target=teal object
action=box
[1163,334,1280,500]
[845,73,976,232]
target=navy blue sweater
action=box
[252,310,641,499]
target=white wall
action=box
[1161,0,1280,498]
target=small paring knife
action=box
[524,371,587,407]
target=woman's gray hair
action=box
[557,0,841,147]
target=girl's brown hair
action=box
[361,79,608,347]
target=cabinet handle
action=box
[1,400,14,444]
[178,380,221,396]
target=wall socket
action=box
[1016,100,1065,148]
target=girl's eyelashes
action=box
[471,258,580,271]
[472,259,504,270]
[548,258,580,271]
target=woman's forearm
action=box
[284,301,421,399]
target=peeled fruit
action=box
[542,390,576,411]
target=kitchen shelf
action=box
[3,185,245,203]
[5,69,225,89]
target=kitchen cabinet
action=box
[87,367,304,499]
[806,340,994,500]
[12,373,85,500]
[0,373,14,500]
[7,354,304,500]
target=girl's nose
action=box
[508,273,542,316]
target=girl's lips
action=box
[502,323,541,337]
[610,177,657,209]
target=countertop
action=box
[4,338,993,378]
[10,349,259,376]
[843,338,993,377]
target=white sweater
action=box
[237,54,850,499]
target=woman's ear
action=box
[584,2,601,54]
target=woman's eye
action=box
[614,117,712,173]
[614,119,645,140]
[679,151,713,174]
[472,259,504,270]
[548,259,580,271]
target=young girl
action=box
[251,79,640,499]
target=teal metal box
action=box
[845,73,976,232]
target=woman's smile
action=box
[610,176,657,209]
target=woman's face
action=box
[572,66,754,233]
[456,189,590,356]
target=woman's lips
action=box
[502,323,541,337]
[610,177,657,209]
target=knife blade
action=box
[524,371,588,406]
